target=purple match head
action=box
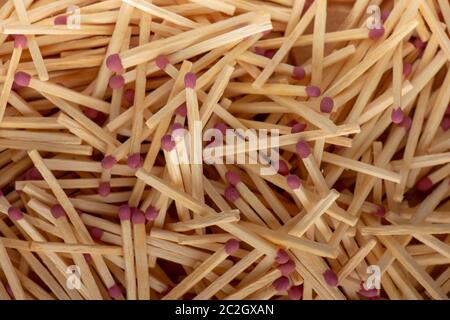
[161,134,175,152]
[8,207,24,221]
[108,284,122,299]
[127,153,142,169]
[272,276,290,292]
[171,122,183,133]
[320,96,334,113]
[441,117,450,131]
[83,253,93,264]
[305,85,321,97]
[371,205,385,217]
[98,181,111,197]
[124,89,135,104]
[277,160,289,176]
[264,49,276,59]
[184,72,196,89]
[214,122,228,135]
[145,206,159,221]
[224,186,240,203]
[323,269,338,287]
[50,204,66,219]
[106,54,123,73]
[54,15,68,25]
[400,116,412,131]
[225,171,240,186]
[445,104,450,116]
[416,176,433,192]
[89,227,103,240]
[131,208,146,224]
[155,55,169,71]
[358,286,379,298]
[278,260,295,276]
[101,155,117,170]
[391,107,404,124]
[275,249,289,264]
[225,239,240,255]
[412,38,427,50]
[118,204,131,221]
[289,121,307,134]
[286,175,301,190]
[13,34,27,48]
[254,47,265,56]
[368,26,385,39]
[171,123,186,140]
[296,140,311,159]
[25,167,43,180]
[14,72,31,88]
[292,66,305,80]
[403,63,412,77]
[83,107,99,120]
[288,285,303,300]
[381,10,390,22]
[108,75,125,89]
[176,103,187,117]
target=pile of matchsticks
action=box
[0,0,448,300]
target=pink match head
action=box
[288,285,303,300]
[296,140,311,159]
[391,107,404,124]
[83,253,93,264]
[13,34,27,48]
[131,208,146,224]
[323,269,338,287]
[277,160,289,176]
[145,206,159,221]
[272,276,290,292]
[155,55,169,71]
[54,15,68,25]
[403,63,412,77]
[371,205,386,217]
[225,171,240,186]
[108,284,122,299]
[161,134,175,152]
[124,89,135,104]
[118,204,131,221]
[305,85,321,97]
[171,122,183,133]
[292,66,305,80]
[106,54,123,73]
[286,175,301,190]
[172,124,186,140]
[413,38,426,50]
[445,104,450,116]
[290,122,306,134]
[25,167,43,180]
[278,260,295,276]
[214,122,228,135]
[108,75,125,89]
[254,47,265,56]
[101,155,117,170]
[368,26,385,39]
[83,107,99,120]
[176,103,187,117]
[127,153,142,169]
[98,181,111,197]
[225,239,240,255]
[381,10,390,23]
[89,227,103,240]
[275,249,289,264]
[184,72,196,89]
[358,286,379,298]
[8,207,24,221]
[50,204,66,219]
[401,116,412,131]
[14,72,31,88]
[416,176,433,192]
[224,186,240,203]
[441,117,450,131]
[264,49,276,59]
[320,97,334,113]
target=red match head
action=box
[124,89,135,104]
[161,134,175,152]
[13,34,27,48]
[371,205,386,217]
[54,15,68,25]
[50,204,66,219]
[98,181,111,197]
[292,66,305,80]
[108,284,122,299]
[286,175,301,190]
[225,171,241,186]
[184,72,196,89]
[131,208,146,224]
[14,72,31,88]
[368,26,385,39]
[391,107,404,124]
[8,207,24,221]
[214,122,228,135]
[25,167,43,180]
[118,204,131,221]
[296,140,311,159]
[290,121,307,134]
[83,107,99,120]
[381,10,390,23]
[106,54,124,73]
[277,160,289,176]
[441,117,450,131]
[155,55,169,71]
[288,285,303,300]
[108,75,125,89]
[225,239,240,255]
[101,155,117,170]
[278,260,295,276]
[416,176,433,192]
[323,269,338,287]
[305,85,321,97]
[89,227,103,240]
[272,276,290,292]
[320,97,334,113]
[145,206,159,222]
[275,249,289,264]
[400,116,412,131]
[127,153,142,169]
[403,63,412,77]
[224,186,240,203]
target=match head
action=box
[106,54,123,73]
[323,269,338,287]
[381,10,391,22]
[358,286,379,298]
[108,284,123,299]
[54,15,68,25]
[371,205,386,217]
[254,47,265,56]
[118,204,131,221]
[368,26,385,39]
[13,34,27,48]
[83,253,93,264]
[214,122,228,135]
[441,117,450,131]
[8,207,24,221]
[224,186,240,203]
[416,176,433,192]
[272,276,290,292]
[292,66,305,80]
[101,155,117,169]
[89,228,104,241]
[145,206,159,221]
[403,62,412,77]
[50,204,66,219]
[108,75,125,89]
[124,89,135,104]
[171,123,186,140]
[83,107,99,120]
[131,208,146,224]
[391,107,404,124]
[412,38,427,50]
[305,85,321,97]
[155,55,169,71]
[287,175,301,190]
[176,103,187,117]
[14,72,31,88]
[400,116,412,131]
[225,171,241,186]
[161,134,175,152]
[289,120,307,134]
[288,285,303,300]
[277,160,289,176]
[445,104,450,116]
[320,97,334,113]
[296,140,311,159]
[275,249,290,264]
[127,153,142,169]
[98,181,111,197]
[225,239,240,255]
[264,49,276,59]
[184,72,196,89]
[278,260,295,276]
[25,167,43,180]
